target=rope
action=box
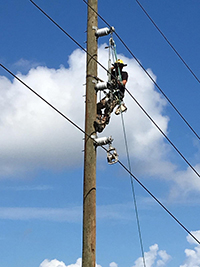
[111,36,147,263]
[120,110,146,267]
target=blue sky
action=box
[1,1,200,267]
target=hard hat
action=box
[115,59,127,67]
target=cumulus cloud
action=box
[169,164,200,200]
[0,48,86,177]
[132,244,171,267]
[180,230,200,267]
[39,245,171,267]
[0,45,199,197]
[109,262,118,267]
[39,258,101,267]
[0,46,170,177]
[186,230,200,245]
[40,259,68,267]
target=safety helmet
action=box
[115,59,127,67]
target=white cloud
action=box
[132,244,171,267]
[40,259,67,267]
[39,258,101,267]
[180,230,200,267]
[0,46,171,178]
[0,49,86,177]
[157,250,171,266]
[186,230,200,245]
[41,244,170,267]
[37,234,200,267]
[37,232,200,267]
[169,164,200,200]
[0,45,200,198]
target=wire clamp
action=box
[107,144,118,165]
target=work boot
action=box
[104,115,110,125]
[115,103,127,115]
[93,121,105,133]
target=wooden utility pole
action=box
[82,0,98,267]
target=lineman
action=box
[94,59,128,133]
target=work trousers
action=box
[97,91,123,119]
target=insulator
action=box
[94,136,113,147]
[107,146,118,165]
[95,81,107,91]
[95,27,111,37]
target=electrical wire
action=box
[126,87,200,179]
[0,0,198,263]
[28,0,200,245]
[118,159,200,246]
[82,0,200,141]
[136,0,200,85]
[0,64,86,137]
[1,62,200,246]
[29,0,114,82]
[29,0,200,181]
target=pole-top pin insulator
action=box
[95,26,115,38]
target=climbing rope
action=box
[109,35,147,266]
[120,110,147,267]
[109,35,147,267]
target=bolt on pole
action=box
[82,1,98,267]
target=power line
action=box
[29,0,146,262]
[29,0,113,82]
[126,87,200,179]
[118,159,200,246]
[136,0,200,85]
[0,64,85,136]
[29,0,200,181]
[28,0,200,243]
[1,62,199,246]
[82,0,200,141]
